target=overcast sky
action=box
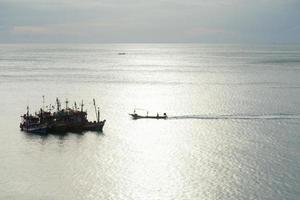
[0,0,299,43]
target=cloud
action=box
[11,22,113,36]
[0,0,299,43]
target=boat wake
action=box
[168,113,300,120]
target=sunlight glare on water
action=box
[0,44,300,200]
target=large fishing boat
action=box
[20,98,106,134]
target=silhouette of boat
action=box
[20,97,106,134]
[129,110,167,120]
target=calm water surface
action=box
[0,44,300,199]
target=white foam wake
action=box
[168,113,300,120]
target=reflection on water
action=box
[23,130,104,144]
[0,44,300,200]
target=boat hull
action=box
[21,124,47,134]
[83,120,106,132]
[129,114,167,120]
[20,120,106,134]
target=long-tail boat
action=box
[129,110,167,120]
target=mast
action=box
[97,107,100,122]
[93,99,98,121]
[56,98,61,111]
[65,98,69,109]
[81,100,84,112]
[42,95,45,111]
[74,102,77,111]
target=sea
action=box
[0,44,299,200]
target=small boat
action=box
[118,52,126,55]
[129,111,167,120]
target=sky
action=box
[0,0,300,43]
